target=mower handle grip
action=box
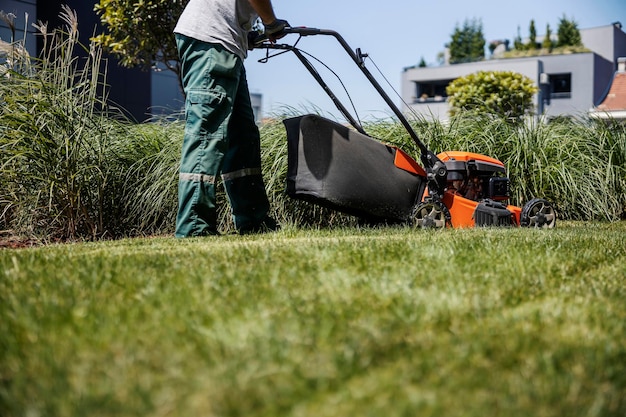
[251,27,340,47]
[283,26,323,36]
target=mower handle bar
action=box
[254,26,448,198]
[255,27,428,152]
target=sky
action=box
[245,0,626,121]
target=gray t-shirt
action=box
[174,0,258,60]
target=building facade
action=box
[1,0,185,121]
[402,23,626,121]
[1,0,37,53]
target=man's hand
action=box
[264,19,289,41]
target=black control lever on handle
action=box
[248,31,268,49]
[250,25,317,50]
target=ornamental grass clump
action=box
[117,119,184,236]
[0,7,134,240]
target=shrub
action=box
[93,0,188,77]
[446,71,538,120]
[557,15,582,48]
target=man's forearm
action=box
[248,0,276,24]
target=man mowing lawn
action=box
[174,0,288,236]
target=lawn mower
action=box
[253,27,556,228]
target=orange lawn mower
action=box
[253,27,556,229]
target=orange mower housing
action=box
[409,151,555,228]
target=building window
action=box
[414,80,453,103]
[550,73,572,99]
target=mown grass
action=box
[1,222,625,417]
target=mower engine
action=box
[438,151,516,227]
[440,151,510,202]
[414,150,556,228]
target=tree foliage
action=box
[448,18,485,64]
[542,23,554,50]
[513,26,524,51]
[556,15,582,47]
[92,0,188,76]
[528,19,537,50]
[446,71,538,120]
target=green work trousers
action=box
[175,34,270,237]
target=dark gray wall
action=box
[0,0,152,121]
[1,0,37,53]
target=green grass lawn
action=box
[1,222,625,417]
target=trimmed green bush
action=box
[446,71,538,119]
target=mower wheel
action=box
[411,201,450,229]
[520,198,556,228]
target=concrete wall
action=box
[151,64,185,117]
[1,0,37,54]
[582,23,626,69]
[540,53,595,116]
